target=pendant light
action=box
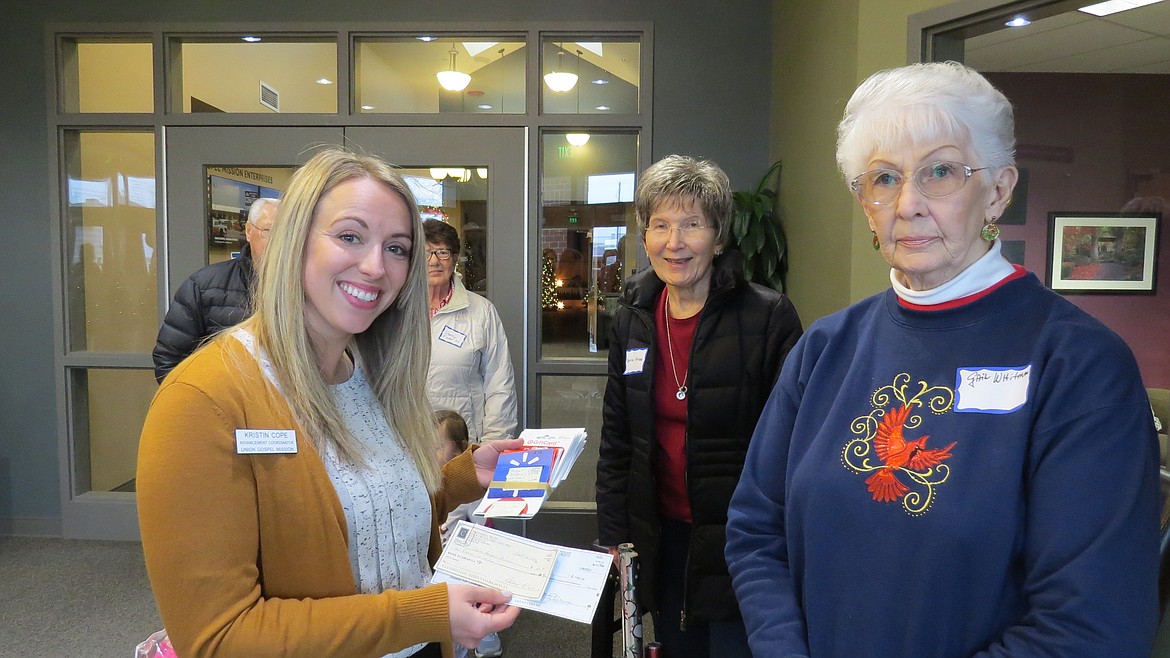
[564,50,589,146]
[436,46,471,92]
[544,46,578,92]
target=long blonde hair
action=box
[247,147,440,493]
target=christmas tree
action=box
[541,252,558,308]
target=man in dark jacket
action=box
[152,198,277,382]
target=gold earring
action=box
[981,216,1000,242]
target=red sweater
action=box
[653,289,699,522]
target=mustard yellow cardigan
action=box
[137,336,484,658]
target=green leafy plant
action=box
[731,160,789,292]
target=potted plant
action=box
[731,160,789,293]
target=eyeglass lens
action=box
[646,222,710,238]
[853,161,977,205]
[428,249,452,260]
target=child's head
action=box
[435,409,470,464]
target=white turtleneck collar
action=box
[891,240,1016,306]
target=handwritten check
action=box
[433,522,559,600]
[432,522,613,624]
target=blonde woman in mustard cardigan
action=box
[138,148,522,658]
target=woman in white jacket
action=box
[423,219,518,658]
[423,219,518,444]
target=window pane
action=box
[206,166,293,264]
[540,375,605,505]
[64,131,158,353]
[71,368,157,493]
[542,38,640,114]
[60,39,153,113]
[405,166,491,294]
[541,132,639,358]
[174,39,337,113]
[355,37,526,114]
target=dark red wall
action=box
[986,72,1170,388]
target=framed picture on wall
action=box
[1047,212,1160,294]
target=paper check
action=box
[433,522,559,600]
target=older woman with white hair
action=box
[725,62,1160,656]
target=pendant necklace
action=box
[663,295,689,401]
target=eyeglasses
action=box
[645,219,713,240]
[850,161,987,206]
[426,248,454,261]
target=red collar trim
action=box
[897,265,1027,311]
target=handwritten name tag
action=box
[624,348,648,375]
[438,325,467,348]
[955,365,1031,414]
[235,429,298,454]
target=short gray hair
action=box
[634,155,732,249]
[247,197,279,225]
[835,61,1016,184]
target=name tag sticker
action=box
[438,325,467,348]
[955,365,1031,414]
[235,429,298,454]
[624,348,649,375]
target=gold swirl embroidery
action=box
[842,374,956,516]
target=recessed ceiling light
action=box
[591,79,609,85]
[361,105,375,110]
[1005,16,1031,27]
[595,105,610,111]
[316,78,333,85]
[478,104,493,110]
[242,36,262,43]
[417,36,437,42]
[1079,0,1163,17]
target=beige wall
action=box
[772,0,954,324]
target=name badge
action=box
[235,429,298,454]
[954,365,1031,414]
[624,348,648,375]
[438,325,467,348]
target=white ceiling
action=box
[966,2,1170,73]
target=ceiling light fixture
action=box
[1078,0,1162,16]
[477,168,488,179]
[591,79,609,85]
[595,105,610,111]
[242,36,261,43]
[566,133,590,147]
[544,47,578,92]
[361,104,375,110]
[1005,16,1031,26]
[316,78,333,85]
[478,104,493,110]
[417,36,436,42]
[436,47,471,92]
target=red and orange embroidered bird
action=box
[865,404,956,503]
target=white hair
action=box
[835,61,1016,183]
[247,197,279,225]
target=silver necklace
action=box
[663,296,689,401]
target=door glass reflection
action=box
[63,130,158,353]
[540,132,639,358]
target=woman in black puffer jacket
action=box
[596,155,802,658]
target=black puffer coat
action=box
[152,245,256,383]
[596,251,802,624]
